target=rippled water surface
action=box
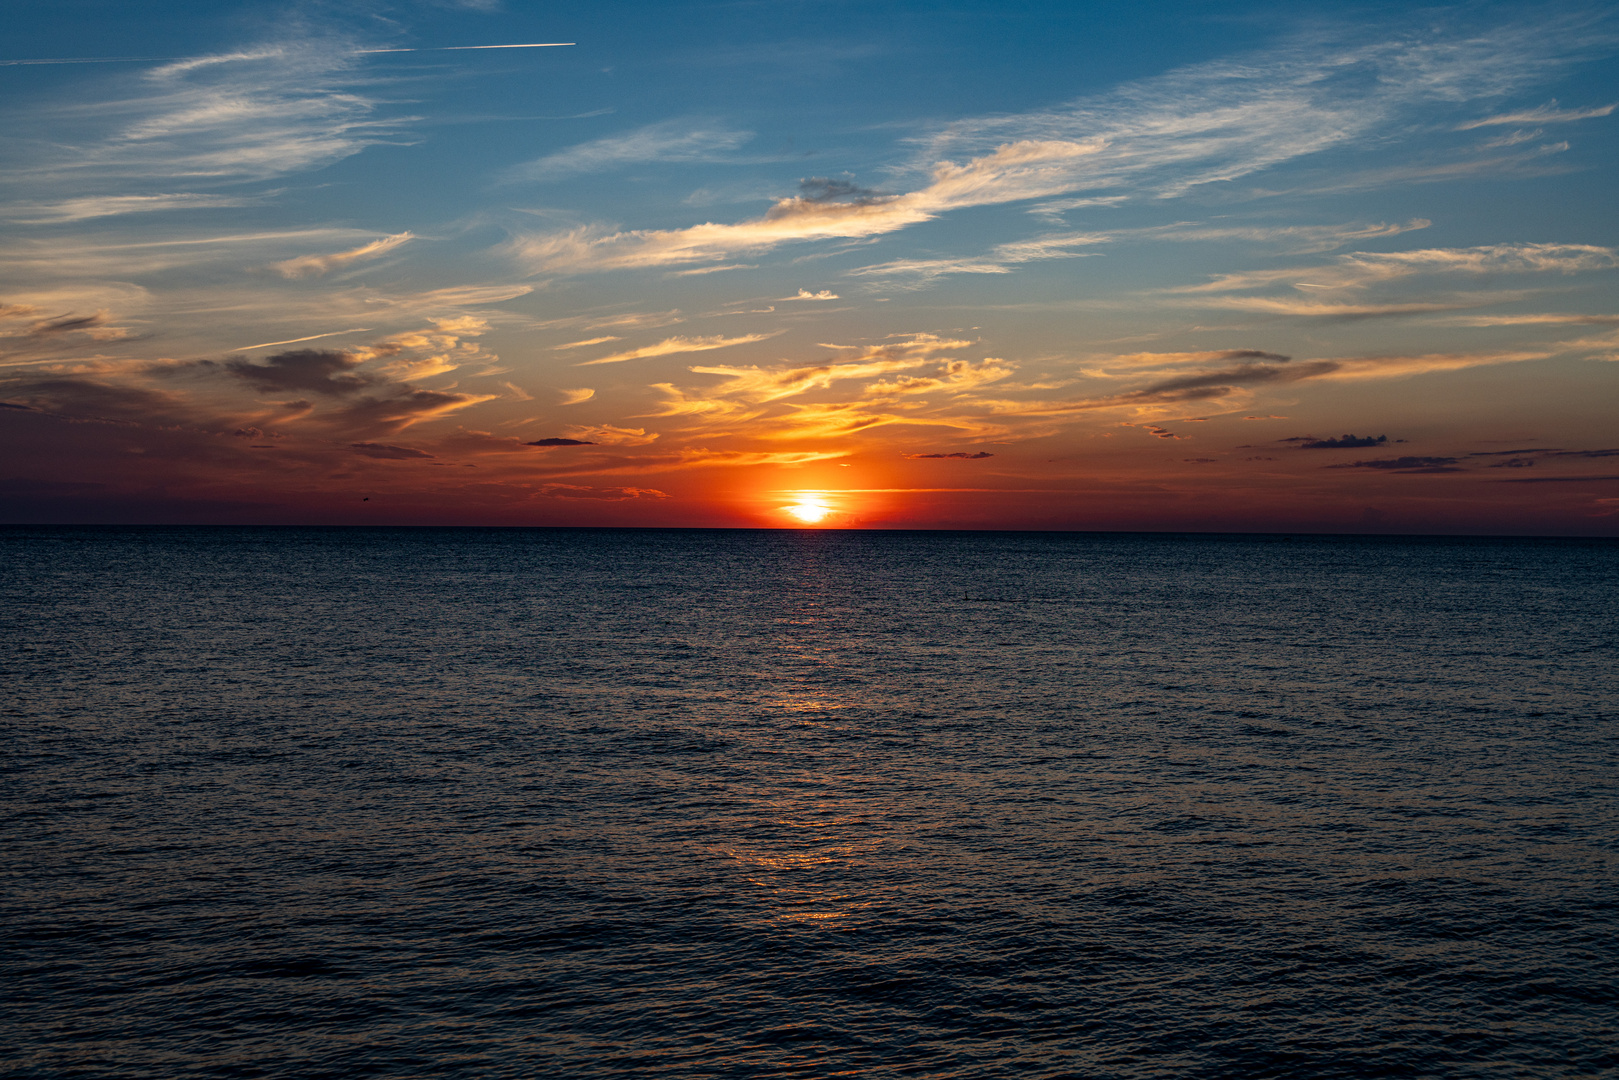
[3,526,1617,1078]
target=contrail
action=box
[0,43,574,66]
[232,329,373,352]
[358,43,575,53]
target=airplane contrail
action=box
[359,43,575,53]
[232,329,373,352]
[0,43,574,66]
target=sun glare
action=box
[785,499,830,523]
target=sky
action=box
[2,0,1616,532]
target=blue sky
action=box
[2,0,1616,529]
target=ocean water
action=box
[2,526,1616,1079]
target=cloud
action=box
[505,139,1108,272]
[1456,101,1616,129]
[577,332,777,366]
[535,484,671,500]
[271,233,413,278]
[1140,219,1431,254]
[1467,447,1564,456]
[784,289,839,300]
[1325,456,1465,473]
[525,437,595,446]
[13,43,411,185]
[226,348,377,395]
[2,192,265,224]
[1181,243,1619,296]
[553,336,620,350]
[1102,349,1291,369]
[557,387,595,405]
[1283,434,1390,448]
[983,347,1549,419]
[1142,425,1188,439]
[0,377,194,427]
[559,424,657,446]
[350,442,433,459]
[851,230,1109,284]
[907,451,993,459]
[664,335,974,408]
[1442,313,1619,326]
[211,322,497,434]
[1494,475,1619,483]
[504,121,752,182]
[1468,447,1619,461]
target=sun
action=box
[785,499,830,523]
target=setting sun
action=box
[785,499,831,524]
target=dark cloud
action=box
[0,401,37,411]
[907,451,993,459]
[350,442,434,460]
[1465,448,1619,470]
[27,313,111,336]
[1494,474,1619,483]
[525,437,596,446]
[1467,448,1563,456]
[537,483,669,500]
[1326,456,1464,473]
[0,378,188,425]
[1108,360,1341,407]
[225,349,377,396]
[1283,433,1389,448]
[1214,350,1291,363]
[333,390,482,435]
[798,177,886,204]
[1184,457,1218,463]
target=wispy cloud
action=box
[10,43,411,187]
[506,20,1601,277]
[553,336,620,350]
[852,230,1110,284]
[1440,313,1619,326]
[503,120,753,182]
[1,192,267,224]
[982,348,1553,417]
[1456,101,1616,128]
[577,332,778,366]
[1180,242,1619,295]
[506,140,1108,272]
[271,232,413,278]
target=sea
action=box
[2,526,1616,1078]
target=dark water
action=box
[3,527,1616,1078]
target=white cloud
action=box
[504,120,753,182]
[506,20,1595,276]
[1179,243,1619,294]
[851,231,1108,284]
[1457,101,1616,129]
[1,192,266,224]
[11,43,410,186]
[506,139,1107,272]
